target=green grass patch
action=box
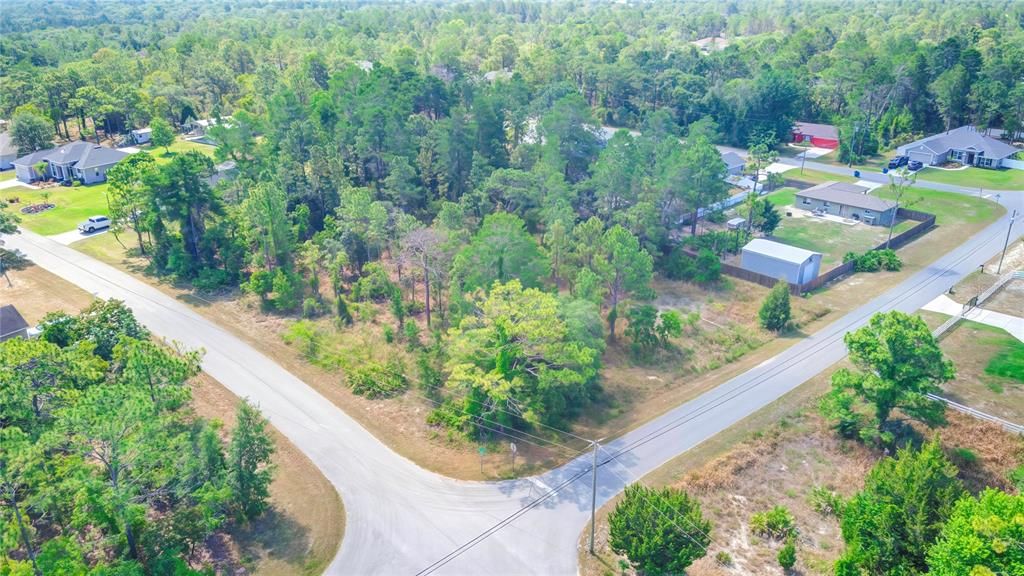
[771,216,913,266]
[875,186,1002,226]
[985,339,1024,383]
[2,183,111,235]
[142,137,216,162]
[0,170,16,182]
[765,187,798,207]
[916,166,1024,191]
[785,168,858,185]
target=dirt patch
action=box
[580,407,1022,576]
[1,263,95,323]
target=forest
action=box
[1,1,1023,572]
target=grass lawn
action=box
[915,166,1024,190]
[0,170,16,181]
[765,186,798,207]
[771,216,914,266]
[2,183,111,235]
[939,320,1024,423]
[782,167,859,187]
[876,185,1003,225]
[142,137,217,161]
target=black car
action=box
[907,160,923,171]
[887,155,909,169]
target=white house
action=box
[13,141,129,184]
[740,238,822,285]
[897,126,1021,169]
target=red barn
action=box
[791,122,840,149]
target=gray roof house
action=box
[720,151,745,175]
[740,238,822,285]
[13,141,129,185]
[795,181,898,226]
[0,132,17,170]
[896,126,1021,169]
[0,304,30,342]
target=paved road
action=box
[5,184,1022,574]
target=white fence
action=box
[1003,158,1024,170]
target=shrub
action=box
[715,551,733,567]
[663,247,697,281]
[242,269,273,301]
[609,484,711,575]
[750,506,797,540]
[778,538,797,571]
[302,297,322,319]
[283,320,323,361]
[383,325,395,344]
[844,249,902,272]
[345,359,407,398]
[352,263,397,302]
[335,296,353,325]
[706,210,727,224]
[193,267,229,291]
[808,486,844,517]
[759,279,791,332]
[693,248,721,285]
[403,321,421,349]
[271,268,300,311]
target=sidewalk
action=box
[923,293,1024,342]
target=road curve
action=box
[4,186,1021,575]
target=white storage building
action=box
[740,238,822,285]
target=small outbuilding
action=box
[130,127,152,145]
[791,122,840,149]
[740,238,822,285]
[0,304,30,342]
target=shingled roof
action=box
[795,181,897,212]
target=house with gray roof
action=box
[720,151,745,175]
[740,238,822,285]
[0,132,17,170]
[795,181,898,226]
[0,304,30,342]
[12,141,129,184]
[896,126,1021,169]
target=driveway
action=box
[0,178,36,190]
[47,227,108,246]
[5,184,1023,575]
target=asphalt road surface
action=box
[4,183,1021,575]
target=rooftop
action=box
[793,121,839,140]
[742,238,821,265]
[796,181,897,212]
[13,141,129,169]
[900,125,1020,159]
[0,304,29,339]
[721,151,745,168]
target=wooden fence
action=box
[694,207,936,295]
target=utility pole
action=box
[997,209,1018,275]
[800,147,807,174]
[588,439,600,555]
[510,442,517,475]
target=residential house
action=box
[740,238,822,285]
[721,151,745,176]
[12,141,129,184]
[0,132,16,170]
[130,127,152,145]
[896,125,1021,169]
[185,117,231,137]
[791,122,840,149]
[0,304,29,342]
[794,181,897,226]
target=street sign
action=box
[509,442,517,454]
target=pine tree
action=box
[228,400,275,521]
[759,279,791,332]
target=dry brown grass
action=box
[2,263,94,323]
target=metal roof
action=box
[796,181,896,212]
[742,238,820,265]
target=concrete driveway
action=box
[48,227,108,245]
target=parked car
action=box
[907,160,923,171]
[887,155,909,169]
[78,215,111,233]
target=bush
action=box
[345,359,407,398]
[684,229,751,256]
[778,538,797,571]
[351,263,396,302]
[403,321,421,349]
[844,249,902,272]
[750,506,797,540]
[335,296,353,325]
[706,210,727,224]
[609,484,711,575]
[693,248,721,284]
[383,325,395,344]
[758,279,791,332]
[242,269,273,301]
[302,297,322,318]
[271,268,300,311]
[283,320,323,362]
[715,551,733,567]
[193,267,229,291]
[808,486,844,517]
[663,247,697,281]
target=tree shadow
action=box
[228,506,311,566]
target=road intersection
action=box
[4,175,1022,575]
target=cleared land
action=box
[578,364,1023,576]
[915,166,1024,190]
[939,320,1024,423]
[771,216,914,266]
[1,261,343,576]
